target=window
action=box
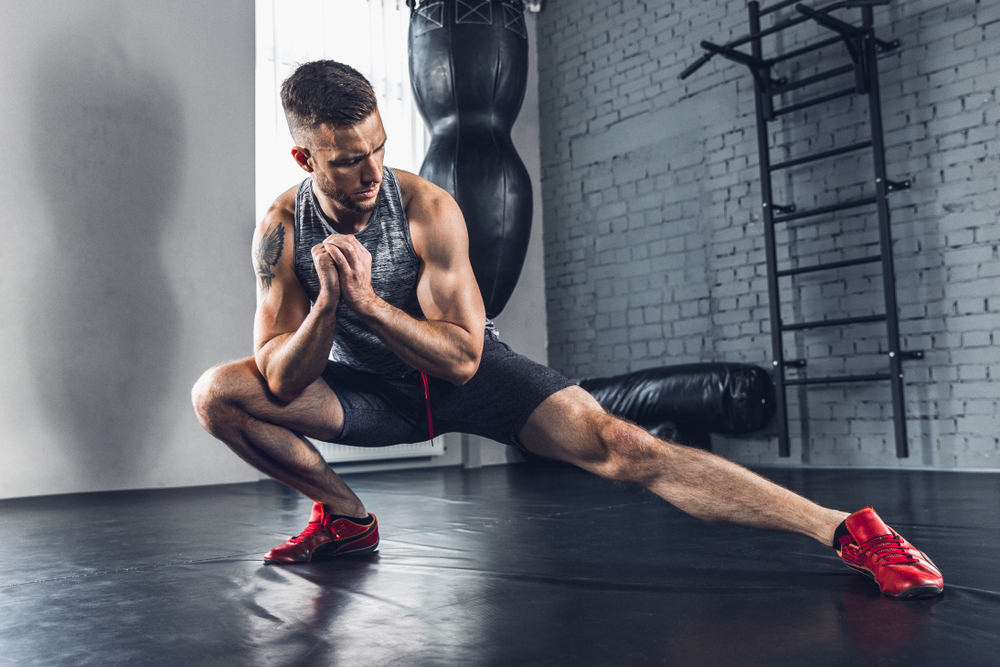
[255,0,430,220]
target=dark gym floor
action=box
[1,464,997,667]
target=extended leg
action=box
[192,357,366,517]
[520,386,943,598]
[518,386,847,545]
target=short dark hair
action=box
[280,60,378,143]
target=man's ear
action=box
[291,146,313,172]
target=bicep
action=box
[412,197,486,335]
[252,219,310,353]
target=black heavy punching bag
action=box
[408,0,532,318]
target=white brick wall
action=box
[537,0,999,468]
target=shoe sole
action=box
[264,532,379,565]
[842,561,943,599]
[312,537,380,562]
[889,585,944,599]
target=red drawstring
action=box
[420,372,434,440]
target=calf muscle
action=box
[518,387,846,545]
[191,358,363,515]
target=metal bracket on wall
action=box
[883,178,912,192]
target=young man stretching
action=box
[192,60,943,599]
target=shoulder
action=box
[392,169,466,256]
[253,184,298,258]
[256,184,297,236]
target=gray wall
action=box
[0,2,549,496]
[0,0,257,498]
[537,1,999,468]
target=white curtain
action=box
[255,0,430,220]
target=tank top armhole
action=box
[387,168,420,264]
[292,178,308,283]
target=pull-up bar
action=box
[679,0,891,80]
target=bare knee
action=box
[591,417,665,485]
[191,365,226,432]
[191,359,256,434]
[521,387,668,483]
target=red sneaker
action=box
[837,507,943,599]
[264,503,379,565]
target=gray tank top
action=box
[293,168,497,378]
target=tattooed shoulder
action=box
[254,221,286,294]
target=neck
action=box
[311,182,375,235]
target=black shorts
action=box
[321,335,574,449]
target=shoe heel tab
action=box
[309,503,327,524]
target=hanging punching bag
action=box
[408,0,532,318]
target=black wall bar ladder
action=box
[681,0,921,458]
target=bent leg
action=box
[517,386,847,546]
[192,357,366,517]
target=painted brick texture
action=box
[537,0,999,468]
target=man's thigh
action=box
[211,357,346,442]
[516,385,614,467]
[430,337,574,447]
[320,362,425,446]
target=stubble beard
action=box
[317,177,381,215]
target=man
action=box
[192,60,942,599]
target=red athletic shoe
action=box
[264,503,379,565]
[837,507,943,599]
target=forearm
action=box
[257,297,338,401]
[361,298,481,385]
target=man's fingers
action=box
[323,235,351,252]
[324,242,350,270]
[325,235,370,261]
[324,239,350,263]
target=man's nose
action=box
[361,155,382,184]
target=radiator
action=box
[311,437,445,463]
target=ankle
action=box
[321,503,368,521]
[819,510,851,547]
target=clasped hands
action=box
[310,234,378,315]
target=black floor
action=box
[1,464,997,667]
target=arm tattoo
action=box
[254,222,285,295]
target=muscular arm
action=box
[326,171,485,385]
[252,189,341,402]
